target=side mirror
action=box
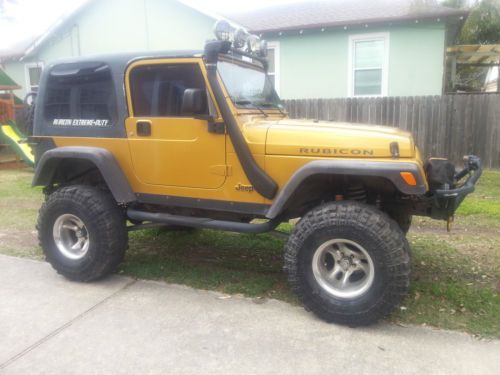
[181,88,207,115]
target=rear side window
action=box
[44,62,116,127]
[130,63,207,117]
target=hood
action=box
[258,119,415,158]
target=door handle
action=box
[136,120,152,136]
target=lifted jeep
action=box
[31,21,481,326]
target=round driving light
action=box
[214,20,234,42]
[233,28,249,49]
[257,39,268,57]
[247,34,260,52]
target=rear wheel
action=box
[38,185,127,281]
[284,201,411,326]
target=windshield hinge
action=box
[208,122,226,134]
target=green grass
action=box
[0,169,44,258]
[456,170,500,219]
[0,168,499,337]
[392,235,499,336]
[122,228,294,302]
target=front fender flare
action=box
[32,146,136,204]
[265,160,427,219]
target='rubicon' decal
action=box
[299,148,374,156]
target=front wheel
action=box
[37,185,128,281]
[387,208,412,234]
[284,201,411,326]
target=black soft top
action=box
[34,50,204,139]
[46,49,204,74]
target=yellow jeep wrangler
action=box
[31,21,481,326]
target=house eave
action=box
[0,54,25,64]
[254,11,469,36]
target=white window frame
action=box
[348,33,389,97]
[24,62,44,93]
[267,41,281,95]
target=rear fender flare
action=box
[32,146,136,204]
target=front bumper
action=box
[430,155,482,220]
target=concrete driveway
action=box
[0,254,498,375]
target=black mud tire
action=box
[37,185,128,282]
[387,209,412,234]
[284,201,411,326]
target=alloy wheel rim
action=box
[52,214,90,260]
[312,238,375,299]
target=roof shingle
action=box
[223,0,468,33]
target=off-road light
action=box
[233,28,249,49]
[212,20,268,58]
[214,20,234,42]
[247,34,260,52]
[257,40,268,57]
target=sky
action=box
[0,0,300,52]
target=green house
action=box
[0,0,219,99]
[229,0,467,99]
[0,0,467,100]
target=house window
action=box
[25,63,43,93]
[267,41,280,95]
[349,33,389,97]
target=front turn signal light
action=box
[400,172,417,186]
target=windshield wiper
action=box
[257,102,287,117]
[234,100,268,118]
[234,100,252,105]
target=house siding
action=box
[2,0,215,98]
[2,2,447,100]
[272,23,446,99]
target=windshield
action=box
[217,60,282,109]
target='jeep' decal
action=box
[299,148,374,156]
[235,183,254,192]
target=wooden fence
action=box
[283,94,500,168]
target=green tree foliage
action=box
[442,0,468,8]
[441,1,499,91]
[443,0,500,44]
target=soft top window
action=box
[129,63,207,117]
[44,62,117,127]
